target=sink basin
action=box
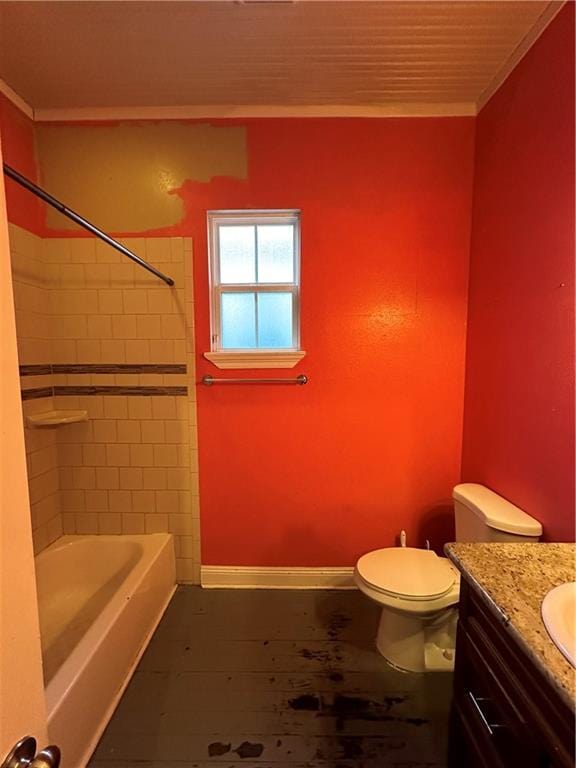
[541,582,576,667]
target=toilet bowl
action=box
[354,547,460,673]
[355,483,543,673]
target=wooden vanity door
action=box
[449,579,574,768]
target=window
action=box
[205,210,305,369]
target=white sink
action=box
[541,581,576,667]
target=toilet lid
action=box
[356,547,456,600]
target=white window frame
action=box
[204,210,306,369]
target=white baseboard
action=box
[201,565,356,589]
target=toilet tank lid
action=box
[453,483,542,536]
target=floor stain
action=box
[338,736,364,760]
[332,694,372,713]
[327,611,351,640]
[208,742,231,756]
[383,695,406,709]
[234,741,264,759]
[402,716,429,726]
[299,647,332,664]
[288,694,321,711]
[312,693,427,733]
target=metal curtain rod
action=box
[2,163,174,287]
[202,375,308,386]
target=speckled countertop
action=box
[445,542,576,710]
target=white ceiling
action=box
[0,1,564,117]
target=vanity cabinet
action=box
[448,578,575,768]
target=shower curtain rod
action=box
[2,163,174,286]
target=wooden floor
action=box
[88,587,452,767]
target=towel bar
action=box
[202,375,308,386]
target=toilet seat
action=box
[356,547,457,601]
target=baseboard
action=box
[201,565,356,589]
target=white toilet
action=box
[354,483,542,673]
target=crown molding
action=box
[0,81,477,123]
[34,102,477,122]
[476,0,566,112]
[0,78,34,120]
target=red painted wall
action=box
[0,93,42,234]
[192,118,475,565]
[462,5,575,541]
[0,103,475,563]
[1,7,572,559]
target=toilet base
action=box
[375,605,457,673]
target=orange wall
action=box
[0,108,475,565]
[2,14,572,560]
[191,119,475,565]
[0,93,42,234]
[462,5,575,542]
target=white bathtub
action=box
[35,534,176,768]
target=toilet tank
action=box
[453,483,542,542]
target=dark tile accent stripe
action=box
[20,363,186,376]
[21,387,53,401]
[20,364,52,377]
[52,363,186,375]
[53,386,188,397]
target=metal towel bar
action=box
[2,163,174,286]
[202,375,308,386]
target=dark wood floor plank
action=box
[116,669,424,702]
[90,762,444,767]
[138,639,393,674]
[113,679,425,717]
[98,704,441,737]
[93,729,440,763]
[88,586,450,767]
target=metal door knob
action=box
[28,748,61,768]
[1,738,60,768]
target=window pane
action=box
[257,225,294,283]
[221,292,256,348]
[219,226,255,283]
[257,292,293,348]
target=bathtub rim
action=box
[39,532,176,768]
[80,582,176,768]
[39,533,174,714]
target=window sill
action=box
[204,351,306,370]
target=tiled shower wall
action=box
[10,224,62,553]
[10,223,201,582]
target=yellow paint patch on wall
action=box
[36,123,247,232]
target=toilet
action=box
[354,483,543,673]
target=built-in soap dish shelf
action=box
[27,409,89,428]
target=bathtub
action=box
[35,534,176,768]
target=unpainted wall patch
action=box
[36,122,247,232]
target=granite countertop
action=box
[445,542,576,710]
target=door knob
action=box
[28,747,61,768]
[1,737,60,768]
